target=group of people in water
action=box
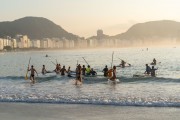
[26,58,158,84]
[144,58,158,77]
[27,63,117,84]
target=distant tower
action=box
[97,29,103,40]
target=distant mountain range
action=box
[0,17,80,40]
[113,20,180,40]
[0,17,180,41]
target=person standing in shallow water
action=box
[90,68,97,75]
[81,65,86,75]
[42,65,47,75]
[110,66,116,81]
[151,66,158,77]
[107,68,113,78]
[103,65,108,77]
[75,64,82,85]
[60,66,67,76]
[67,66,72,77]
[28,65,38,84]
[144,64,151,75]
[86,65,91,75]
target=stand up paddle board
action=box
[108,79,120,83]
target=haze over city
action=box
[1,0,180,37]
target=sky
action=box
[1,0,180,38]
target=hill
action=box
[0,17,80,40]
[114,20,180,40]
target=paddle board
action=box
[108,79,120,83]
[133,74,151,78]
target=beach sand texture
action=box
[0,103,180,120]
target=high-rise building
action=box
[32,40,41,48]
[0,38,3,50]
[97,29,103,39]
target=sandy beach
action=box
[0,102,179,120]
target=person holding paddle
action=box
[110,66,117,81]
[28,65,38,84]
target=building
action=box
[0,38,3,50]
[87,39,97,48]
[32,40,41,48]
[75,39,87,48]
[12,39,17,48]
[97,29,103,39]
[40,39,48,48]
[20,35,30,48]
[63,39,70,48]
[69,40,75,48]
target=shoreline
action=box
[0,102,180,120]
[0,45,179,53]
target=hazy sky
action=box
[1,0,180,37]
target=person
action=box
[75,64,82,85]
[102,65,108,77]
[60,65,67,76]
[54,64,58,73]
[45,54,48,57]
[86,65,91,75]
[67,66,72,77]
[144,64,151,75]
[54,64,60,74]
[107,68,113,78]
[151,58,156,65]
[151,66,158,77]
[120,60,126,68]
[28,65,38,84]
[90,68,97,75]
[81,65,86,75]
[110,66,116,81]
[42,65,47,75]
[58,64,61,70]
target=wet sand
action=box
[0,103,180,120]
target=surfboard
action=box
[108,79,120,83]
[133,74,151,78]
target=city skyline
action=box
[1,0,180,37]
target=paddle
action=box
[111,51,114,68]
[25,57,31,80]
[82,57,89,65]
[51,61,56,65]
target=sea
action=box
[0,47,180,107]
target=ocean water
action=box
[0,47,180,107]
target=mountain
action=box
[114,20,180,40]
[0,17,80,40]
